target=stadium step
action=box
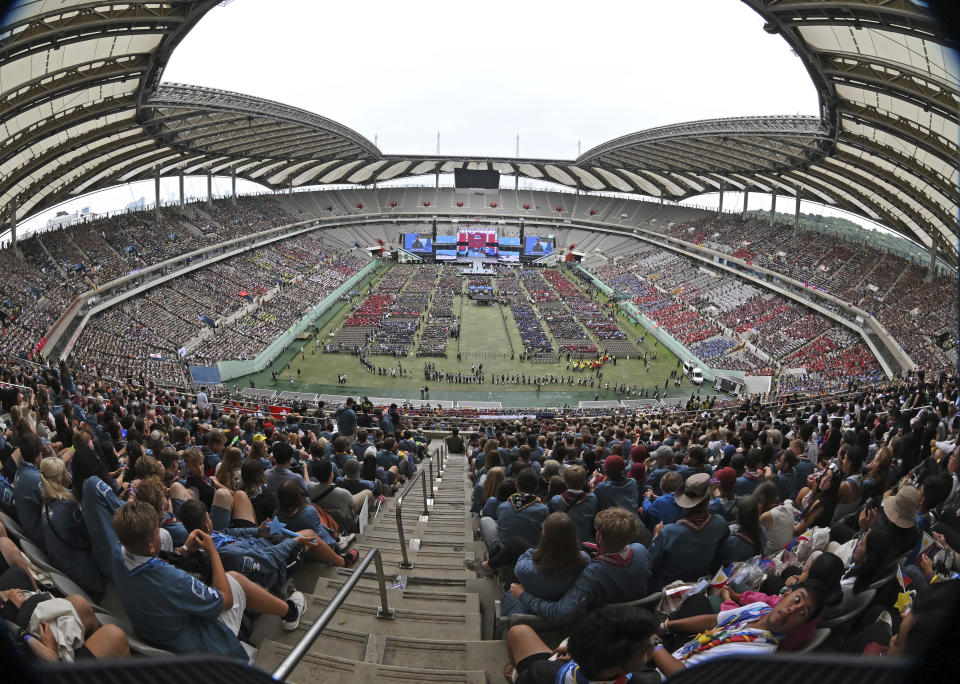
[335,563,471,585]
[351,546,470,571]
[255,641,488,684]
[308,576,480,613]
[258,631,508,671]
[270,596,482,642]
[360,532,466,551]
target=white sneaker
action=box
[281,591,306,631]
[335,533,356,553]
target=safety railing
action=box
[426,443,447,499]
[394,465,430,569]
[272,547,394,681]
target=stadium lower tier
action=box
[3,189,948,400]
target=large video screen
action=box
[525,236,553,256]
[499,252,520,262]
[454,168,499,189]
[458,231,498,257]
[435,249,458,261]
[435,235,457,245]
[499,236,521,247]
[404,233,433,253]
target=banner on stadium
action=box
[478,414,537,421]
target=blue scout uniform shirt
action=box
[375,449,399,470]
[82,476,123,577]
[14,462,45,550]
[648,514,730,587]
[500,547,589,616]
[708,495,738,522]
[548,491,598,544]
[41,498,103,595]
[209,528,300,591]
[111,546,248,661]
[595,478,639,515]
[518,543,651,625]
[642,492,681,527]
[735,472,763,496]
[645,466,678,496]
[496,495,549,548]
[334,406,357,437]
[275,506,337,546]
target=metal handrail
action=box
[394,465,430,569]
[272,547,394,681]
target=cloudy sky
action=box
[21,0,892,234]
[163,0,818,159]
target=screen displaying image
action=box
[457,231,497,257]
[499,252,520,262]
[525,236,553,255]
[435,235,457,245]
[499,236,521,247]
[435,249,458,260]
[404,233,432,253]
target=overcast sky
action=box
[21,0,897,236]
[163,0,818,159]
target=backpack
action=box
[310,502,340,538]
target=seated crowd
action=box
[586,243,887,389]
[661,215,956,373]
[461,371,960,680]
[0,354,958,679]
[0,359,440,666]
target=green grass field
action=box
[234,264,698,407]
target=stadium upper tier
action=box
[0,1,956,262]
[0,189,954,384]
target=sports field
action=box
[234,264,699,407]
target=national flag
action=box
[785,534,809,552]
[710,566,730,589]
[920,532,935,556]
[896,564,912,591]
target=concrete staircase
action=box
[254,443,507,683]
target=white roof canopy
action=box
[1,0,957,259]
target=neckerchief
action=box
[594,546,634,568]
[510,492,539,512]
[674,603,778,662]
[556,660,631,684]
[679,512,713,531]
[561,489,590,508]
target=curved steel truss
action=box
[1,0,957,260]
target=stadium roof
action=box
[1,0,957,259]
